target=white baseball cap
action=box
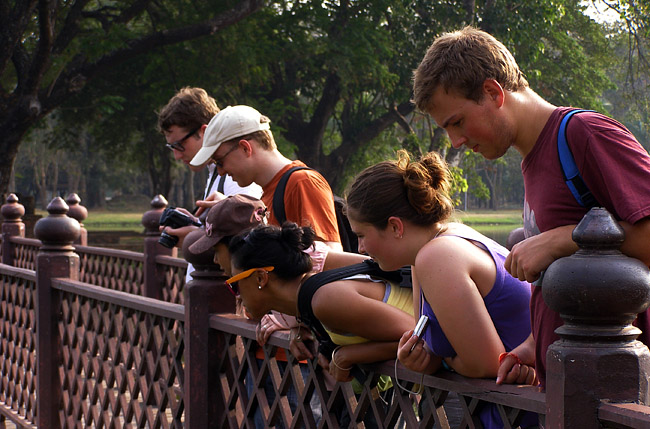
[190,105,270,166]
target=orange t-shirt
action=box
[261,161,340,243]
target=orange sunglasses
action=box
[225,266,274,296]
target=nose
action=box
[213,252,219,265]
[357,239,365,255]
[448,131,467,149]
[216,164,227,176]
[173,149,183,160]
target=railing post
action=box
[65,193,88,246]
[141,195,175,300]
[544,207,650,428]
[183,229,233,428]
[34,197,81,429]
[1,193,25,266]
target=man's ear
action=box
[195,123,207,139]
[483,79,505,107]
[239,139,254,157]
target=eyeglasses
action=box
[165,127,200,152]
[213,142,240,168]
[225,266,274,296]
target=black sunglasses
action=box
[165,126,200,152]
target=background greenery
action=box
[4,0,650,213]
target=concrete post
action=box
[544,207,650,427]
[65,193,88,246]
[34,197,81,429]
[1,194,25,266]
[183,228,232,428]
[141,195,175,300]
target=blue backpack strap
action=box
[558,109,599,208]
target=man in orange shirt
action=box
[191,104,342,250]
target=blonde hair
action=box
[346,150,453,228]
[413,26,528,111]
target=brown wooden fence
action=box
[1,193,650,428]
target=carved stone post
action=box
[34,197,81,429]
[544,208,650,428]
[183,229,232,428]
[141,195,175,300]
[1,194,25,266]
[65,193,88,246]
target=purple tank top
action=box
[420,232,531,357]
[419,232,536,428]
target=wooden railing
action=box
[1,194,650,428]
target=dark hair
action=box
[229,222,315,279]
[156,87,220,133]
[346,150,453,229]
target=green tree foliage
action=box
[8,0,623,210]
[0,0,264,200]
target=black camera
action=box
[158,207,201,248]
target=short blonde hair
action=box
[413,26,528,111]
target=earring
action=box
[258,285,262,290]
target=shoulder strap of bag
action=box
[203,170,220,200]
[216,173,227,194]
[297,259,409,353]
[272,166,311,225]
[296,259,407,382]
[557,109,599,209]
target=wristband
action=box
[499,352,523,366]
[331,346,353,371]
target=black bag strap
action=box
[297,259,409,383]
[557,109,600,209]
[204,170,220,200]
[272,166,311,224]
[297,260,410,352]
[217,173,227,194]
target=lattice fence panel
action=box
[78,252,144,295]
[160,265,186,306]
[12,243,38,271]
[57,290,184,428]
[0,270,37,426]
[211,316,546,428]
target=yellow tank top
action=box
[325,276,413,346]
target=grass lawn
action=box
[454,209,523,226]
[35,207,523,246]
[36,209,145,232]
[47,208,521,241]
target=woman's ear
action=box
[255,269,270,288]
[387,216,404,238]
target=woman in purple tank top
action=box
[346,150,538,428]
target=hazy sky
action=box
[584,0,622,23]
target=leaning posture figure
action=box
[346,150,536,428]
[227,222,414,383]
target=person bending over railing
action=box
[345,150,538,429]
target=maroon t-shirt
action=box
[522,107,650,388]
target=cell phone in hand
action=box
[410,315,429,352]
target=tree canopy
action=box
[0,0,265,200]
[5,0,643,210]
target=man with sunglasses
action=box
[190,104,342,251]
[156,88,262,283]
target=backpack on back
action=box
[272,166,359,253]
[296,259,411,382]
[557,109,600,209]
